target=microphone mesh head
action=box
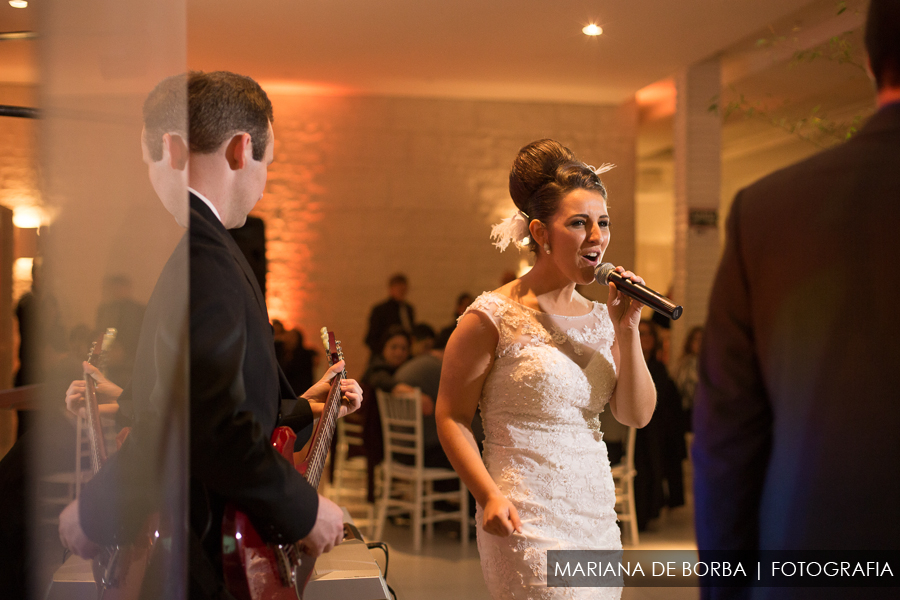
[594,262,614,284]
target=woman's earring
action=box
[543,243,551,255]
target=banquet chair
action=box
[328,415,376,537]
[374,389,468,552]
[37,413,114,525]
[611,425,638,545]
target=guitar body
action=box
[222,329,348,600]
[91,517,157,600]
[222,506,298,600]
[222,427,316,600]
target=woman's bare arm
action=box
[436,311,522,537]
[605,270,657,428]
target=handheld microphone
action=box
[594,263,683,320]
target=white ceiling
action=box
[184,0,821,104]
[3,0,866,106]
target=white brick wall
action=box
[256,93,638,374]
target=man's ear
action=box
[226,133,253,170]
[163,133,188,171]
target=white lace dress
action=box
[465,292,622,600]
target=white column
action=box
[672,58,722,360]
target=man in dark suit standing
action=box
[693,2,900,598]
[364,273,415,355]
[58,71,363,598]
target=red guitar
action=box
[222,328,348,600]
[83,328,158,600]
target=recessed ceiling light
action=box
[9,0,29,8]
[582,24,603,36]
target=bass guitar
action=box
[83,328,158,600]
[222,328,349,600]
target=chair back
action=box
[336,414,366,451]
[376,389,423,469]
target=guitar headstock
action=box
[319,327,347,377]
[86,328,117,371]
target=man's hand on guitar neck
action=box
[302,360,364,420]
[65,362,123,418]
[300,494,345,557]
[58,499,100,559]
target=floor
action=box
[367,472,700,600]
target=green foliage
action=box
[709,0,870,149]
[791,35,867,72]
[709,88,866,149]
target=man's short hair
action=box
[142,73,188,162]
[411,323,436,342]
[187,71,274,161]
[865,0,900,89]
[388,273,408,287]
[141,71,273,162]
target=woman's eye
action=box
[570,219,586,227]
[599,220,610,228]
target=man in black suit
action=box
[693,2,900,598]
[364,273,415,355]
[58,71,362,598]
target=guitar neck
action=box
[84,366,107,474]
[84,328,116,474]
[303,374,343,488]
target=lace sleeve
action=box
[459,292,502,330]
[459,292,521,357]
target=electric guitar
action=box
[83,328,158,600]
[222,328,349,600]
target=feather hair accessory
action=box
[490,211,531,252]
[587,163,616,175]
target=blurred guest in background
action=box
[409,323,436,357]
[650,287,674,365]
[635,320,685,527]
[360,324,411,501]
[674,326,703,433]
[393,328,452,468]
[438,292,474,341]
[362,325,411,393]
[95,274,146,387]
[634,320,665,529]
[364,273,415,356]
[278,328,317,397]
[13,260,67,436]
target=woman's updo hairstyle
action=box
[509,139,609,252]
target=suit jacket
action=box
[80,233,189,546]
[694,103,900,597]
[364,297,415,352]
[80,194,318,597]
[188,195,317,556]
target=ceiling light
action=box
[582,24,603,36]
[9,1,29,8]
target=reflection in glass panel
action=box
[0,1,187,598]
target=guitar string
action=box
[307,375,343,486]
[310,382,340,483]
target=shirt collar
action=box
[188,187,223,224]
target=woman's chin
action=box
[574,267,596,286]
